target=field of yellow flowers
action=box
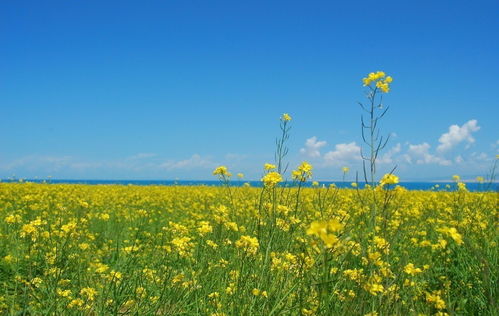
[1,72,497,315]
[0,179,497,315]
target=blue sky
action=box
[1,0,498,181]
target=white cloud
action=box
[437,120,480,152]
[454,155,464,164]
[405,143,452,166]
[300,136,327,158]
[0,155,73,171]
[323,142,361,165]
[492,140,499,152]
[160,154,216,170]
[127,153,156,160]
[378,143,401,164]
[470,152,488,162]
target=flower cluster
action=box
[362,71,393,93]
[306,219,344,248]
[261,171,283,187]
[291,161,313,182]
[212,166,231,177]
[235,235,259,256]
[379,173,399,186]
[264,163,276,171]
[281,113,292,121]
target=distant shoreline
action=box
[1,179,497,192]
[2,178,497,183]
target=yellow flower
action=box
[80,287,97,301]
[4,214,19,224]
[307,219,343,248]
[362,71,392,93]
[298,161,312,173]
[109,270,122,280]
[291,161,313,182]
[197,221,213,235]
[365,282,384,296]
[264,163,277,170]
[68,298,84,308]
[457,182,467,192]
[343,269,364,281]
[235,235,259,255]
[56,288,72,297]
[100,213,110,221]
[437,226,463,245]
[327,219,343,232]
[261,172,282,187]
[320,233,339,248]
[251,288,268,297]
[4,255,14,263]
[379,173,399,186]
[342,166,349,173]
[404,263,422,276]
[307,221,327,236]
[378,82,390,93]
[213,166,231,177]
[447,227,463,245]
[452,175,460,182]
[281,113,292,121]
[79,243,90,250]
[426,291,446,309]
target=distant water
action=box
[1,179,497,192]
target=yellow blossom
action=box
[68,298,84,308]
[261,172,282,187]
[292,161,313,182]
[264,163,277,170]
[4,255,14,263]
[404,263,423,275]
[281,113,292,121]
[426,291,446,310]
[457,182,467,191]
[235,235,259,255]
[213,166,232,177]
[379,173,399,186]
[362,71,392,93]
[80,287,97,301]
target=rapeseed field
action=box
[0,72,497,315]
[0,177,497,315]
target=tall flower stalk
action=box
[275,113,292,175]
[359,71,393,187]
[212,166,234,208]
[359,71,393,227]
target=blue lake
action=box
[2,179,497,192]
